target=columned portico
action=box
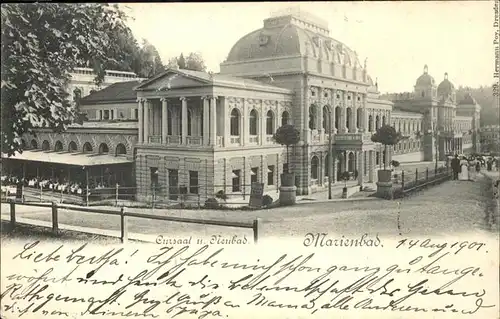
[209,96,217,146]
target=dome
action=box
[225,12,362,68]
[458,92,476,105]
[437,72,455,96]
[415,65,435,86]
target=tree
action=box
[1,3,131,155]
[273,124,300,173]
[137,39,165,78]
[185,52,206,72]
[168,52,206,72]
[371,125,405,170]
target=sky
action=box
[122,1,496,94]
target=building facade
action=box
[382,65,481,162]
[8,8,482,203]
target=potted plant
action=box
[371,125,405,182]
[273,124,300,187]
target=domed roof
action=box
[415,65,435,86]
[225,11,362,68]
[437,72,455,96]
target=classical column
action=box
[260,101,265,146]
[202,96,209,146]
[222,97,229,147]
[137,98,144,143]
[180,97,187,144]
[368,150,375,183]
[143,99,149,144]
[210,96,217,146]
[357,150,364,186]
[161,98,168,144]
[242,99,247,146]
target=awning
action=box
[2,150,133,167]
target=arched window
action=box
[266,111,274,135]
[403,122,407,133]
[230,108,240,136]
[115,143,126,156]
[346,108,352,130]
[348,152,355,172]
[68,141,78,152]
[73,87,82,105]
[322,106,331,130]
[309,105,317,130]
[83,142,93,153]
[356,108,362,129]
[54,141,63,152]
[368,115,373,132]
[42,140,50,151]
[375,115,380,129]
[98,143,109,154]
[382,116,386,126]
[335,107,341,130]
[324,154,332,177]
[311,156,319,180]
[281,111,290,126]
[249,109,258,135]
[30,139,38,149]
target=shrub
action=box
[215,190,228,201]
[391,160,400,168]
[262,195,273,207]
[204,198,219,209]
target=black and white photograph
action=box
[1,2,499,319]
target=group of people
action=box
[450,154,498,181]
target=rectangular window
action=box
[134,109,138,120]
[168,169,179,200]
[150,167,159,191]
[110,110,114,120]
[189,171,198,194]
[251,167,258,184]
[267,166,274,186]
[103,110,110,120]
[99,110,103,120]
[232,170,241,192]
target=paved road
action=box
[2,173,498,241]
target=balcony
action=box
[148,135,162,144]
[249,136,259,144]
[266,135,274,143]
[230,136,241,144]
[166,135,181,144]
[186,136,202,145]
[334,133,372,144]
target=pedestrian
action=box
[475,161,481,174]
[451,154,460,180]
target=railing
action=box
[166,135,181,144]
[3,200,262,244]
[217,136,224,146]
[186,136,202,145]
[13,183,280,209]
[148,135,162,144]
[249,136,259,143]
[266,135,274,143]
[393,165,451,198]
[230,136,240,144]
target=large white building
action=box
[6,8,481,204]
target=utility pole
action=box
[328,116,333,199]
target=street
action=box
[1,173,498,242]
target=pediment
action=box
[135,71,209,91]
